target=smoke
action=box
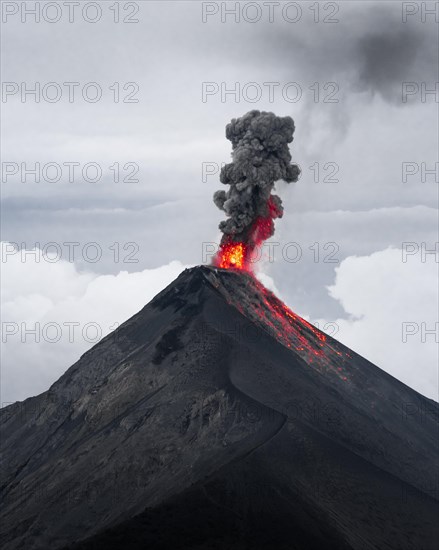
[213,110,300,259]
[354,29,424,102]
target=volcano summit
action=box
[1,266,438,550]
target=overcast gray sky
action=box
[1,1,438,403]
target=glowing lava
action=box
[206,267,351,382]
[216,242,246,270]
[214,197,282,272]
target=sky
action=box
[1,0,438,403]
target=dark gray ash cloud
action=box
[354,29,426,100]
[213,110,300,246]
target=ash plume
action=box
[214,110,300,254]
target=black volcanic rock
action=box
[1,265,438,550]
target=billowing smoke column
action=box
[213,110,300,270]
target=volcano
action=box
[1,266,438,550]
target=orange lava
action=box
[216,272,351,382]
[217,242,246,270]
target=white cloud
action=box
[1,243,189,404]
[313,248,438,401]
[255,270,283,298]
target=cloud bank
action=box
[1,245,188,404]
[313,248,438,401]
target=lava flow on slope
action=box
[205,266,351,383]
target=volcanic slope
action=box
[1,266,438,550]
